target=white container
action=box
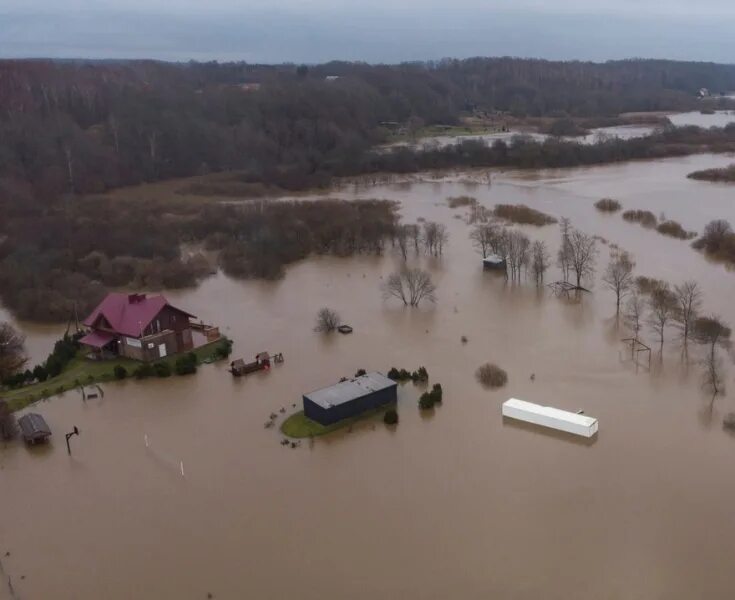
[502,398,598,438]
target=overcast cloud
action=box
[1,1,734,63]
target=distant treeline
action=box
[367,124,735,173]
[1,57,735,203]
[0,197,397,322]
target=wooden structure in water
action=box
[547,281,591,297]
[338,325,353,334]
[18,413,52,445]
[622,338,651,369]
[230,351,284,377]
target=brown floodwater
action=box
[4,153,735,599]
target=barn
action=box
[303,372,398,425]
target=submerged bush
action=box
[153,362,172,378]
[383,408,399,425]
[622,209,657,228]
[493,204,557,226]
[175,353,198,376]
[447,195,477,208]
[475,363,508,389]
[134,364,155,379]
[113,365,127,380]
[594,198,622,212]
[656,220,696,240]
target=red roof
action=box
[83,293,195,338]
[79,330,116,348]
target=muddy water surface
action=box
[3,154,735,599]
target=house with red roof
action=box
[80,293,198,362]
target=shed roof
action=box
[83,293,195,338]
[79,330,116,348]
[483,254,506,265]
[18,413,51,438]
[305,372,396,409]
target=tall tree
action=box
[602,251,635,316]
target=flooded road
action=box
[4,153,735,599]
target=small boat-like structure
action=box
[502,398,598,438]
[18,413,52,445]
[337,325,353,334]
[230,351,283,377]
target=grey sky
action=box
[1,1,734,63]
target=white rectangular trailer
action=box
[502,398,598,438]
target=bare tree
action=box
[0,322,27,381]
[314,307,341,332]
[405,224,421,254]
[567,229,597,289]
[395,225,410,260]
[624,293,645,343]
[531,240,550,285]
[0,399,18,441]
[557,217,572,282]
[470,223,495,258]
[694,315,731,396]
[505,230,530,281]
[383,267,437,307]
[602,250,635,316]
[422,222,448,256]
[647,285,677,351]
[673,280,702,348]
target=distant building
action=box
[325,75,340,82]
[80,293,197,362]
[303,372,397,425]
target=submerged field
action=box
[3,153,735,599]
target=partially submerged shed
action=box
[483,254,507,271]
[18,413,52,444]
[502,398,598,438]
[303,372,397,425]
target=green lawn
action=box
[1,337,231,412]
[281,404,394,438]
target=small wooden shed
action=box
[18,413,52,444]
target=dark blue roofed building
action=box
[303,372,398,425]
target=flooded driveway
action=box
[3,153,735,599]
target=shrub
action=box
[383,408,399,425]
[475,363,508,388]
[355,369,367,377]
[175,353,198,376]
[688,164,735,182]
[594,198,622,212]
[314,307,341,332]
[430,383,443,403]
[387,367,400,380]
[33,364,48,382]
[447,195,477,208]
[134,364,155,379]
[622,209,657,228]
[656,220,696,240]
[411,366,429,383]
[113,365,128,380]
[418,392,435,410]
[493,204,557,226]
[153,362,172,378]
[724,413,735,431]
[213,338,233,360]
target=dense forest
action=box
[2,57,735,197]
[3,57,735,321]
